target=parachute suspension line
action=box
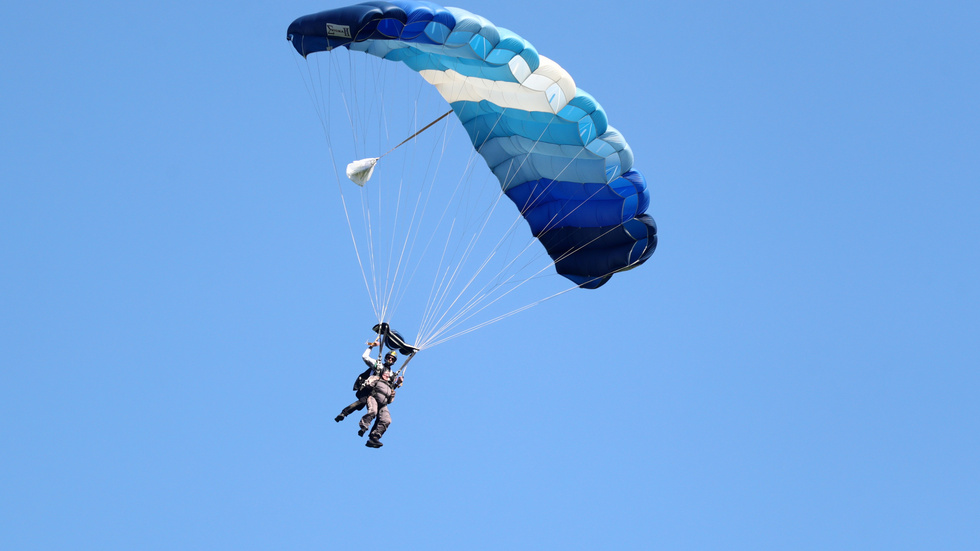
[417,192,515,346]
[297,51,371,313]
[332,72,384,326]
[417,217,459,338]
[422,244,539,345]
[381,90,430,323]
[373,80,395,325]
[385,103,463,325]
[415,127,548,345]
[362,51,407,325]
[375,59,403,326]
[414,103,513,316]
[363,190,384,320]
[415,148,495,341]
[426,236,572,346]
[330,52,360,156]
[341,59,458,334]
[298,49,381,319]
[329,51,390,321]
[418,115,564,345]
[356,65,460,329]
[456,122,564,284]
[419,225,592,349]
[420,217,482,335]
[376,59,421,324]
[388,86,430,313]
[415,109,511,345]
[409,88,499,345]
[291,48,326,136]
[419,285,578,349]
[421,145,623,347]
[424,126,602,345]
[375,89,408,324]
[378,91,432,323]
[411,114,483,331]
[340,190,380,319]
[430,227,549,338]
[380,175,409,324]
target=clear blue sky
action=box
[2,1,978,550]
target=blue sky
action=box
[2,1,978,549]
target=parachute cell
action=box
[287,0,657,289]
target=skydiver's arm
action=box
[362,347,377,369]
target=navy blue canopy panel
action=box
[287,1,657,289]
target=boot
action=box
[357,428,367,437]
[334,414,345,422]
[365,438,383,448]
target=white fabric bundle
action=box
[346,157,379,186]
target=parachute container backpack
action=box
[288,1,658,350]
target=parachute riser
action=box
[374,323,391,365]
[393,351,417,387]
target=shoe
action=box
[334,415,345,422]
[357,428,366,437]
[365,439,383,448]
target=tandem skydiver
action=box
[334,340,403,448]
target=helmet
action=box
[384,350,398,364]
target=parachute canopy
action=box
[287,1,657,289]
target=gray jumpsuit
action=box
[359,376,394,440]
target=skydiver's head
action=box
[381,369,392,381]
[384,351,397,367]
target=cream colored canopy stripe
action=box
[418,55,576,115]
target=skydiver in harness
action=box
[335,324,416,448]
[335,339,405,448]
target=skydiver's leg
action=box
[369,406,390,441]
[347,398,368,415]
[358,396,378,436]
[335,398,364,422]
